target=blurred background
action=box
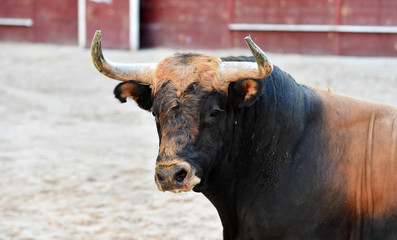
[1,1,397,240]
[1,0,397,55]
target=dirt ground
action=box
[1,41,397,240]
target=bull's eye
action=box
[209,109,219,118]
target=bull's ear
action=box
[231,79,264,108]
[114,80,152,110]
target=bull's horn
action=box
[220,36,273,82]
[91,30,156,84]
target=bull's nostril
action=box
[175,169,187,183]
[157,173,164,183]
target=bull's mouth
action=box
[155,161,201,193]
[192,180,206,193]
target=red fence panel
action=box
[140,0,230,49]
[0,0,77,44]
[234,0,335,25]
[86,0,130,49]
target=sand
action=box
[1,42,397,240]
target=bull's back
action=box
[319,90,397,238]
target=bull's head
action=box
[91,31,273,193]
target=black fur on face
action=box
[151,81,229,192]
[112,60,267,193]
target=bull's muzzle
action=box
[155,161,201,193]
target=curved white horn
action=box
[91,30,156,84]
[220,36,273,82]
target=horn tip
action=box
[92,30,102,48]
[244,35,256,48]
[244,35,252,42]
[94,30,102,38]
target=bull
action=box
[91,30,397,239]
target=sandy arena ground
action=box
[1,41,397,240]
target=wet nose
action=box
[156,167,187,184]
[155,163,190,191]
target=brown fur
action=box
[153,53,224,161]
[154,80,205,163]
[153,53,227,94]
[319,90,397,222]
[241,79,259,101]
[120,83,139,102]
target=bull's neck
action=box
[203,66,322,238]
[233,66,321,188]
